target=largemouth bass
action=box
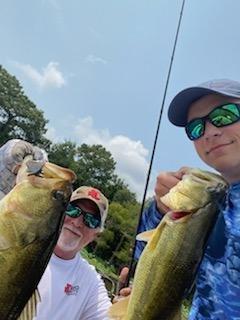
[0,157,76,320]
[109,168,228,320]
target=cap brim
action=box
[167,87,236,126]
[70,194,102,218]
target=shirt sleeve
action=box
[134,200,164,260]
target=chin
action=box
[57,233,82,253]
[211,163,240,182]
[205,156,231,172]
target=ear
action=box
[94,230,101,238]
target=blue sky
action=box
[1,0,240,199]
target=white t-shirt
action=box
[34,254,111,320]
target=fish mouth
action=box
[168,211,193,221]
[41,162,76,183]
[17,156,76,185]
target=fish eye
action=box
[52,190,65,201]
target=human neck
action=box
[221,170,240,184]
[53,246,78,260]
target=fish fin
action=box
[136,229,156,242]
[18,288,41,320]
[136,217,168,246]
[108,296,130,319]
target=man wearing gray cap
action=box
[135,79,240,319]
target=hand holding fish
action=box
[112,267,132,304]
[154,167,189,214]
[109,169,228,319]
[0,139,48,198]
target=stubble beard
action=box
[57,227,84,253]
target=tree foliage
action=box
[48,140,78,172]
[74,143,117,197]
[48,141,137,203]
[92,201,141,271]
[112,187,137,206]
[0,65,50,148]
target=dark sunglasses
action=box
[65,204,101,229]
[185,103,240,141]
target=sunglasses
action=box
[185,103,240,141]
[65,204,101,229]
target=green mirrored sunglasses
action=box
[65,203,101,229]
[185,103,240,141]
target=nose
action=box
[71,215,84,228]
[203,121,222,139]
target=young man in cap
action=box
[133,79,240,319]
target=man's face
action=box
[187,94,240,182]
[54,199,101,260]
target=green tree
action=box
[48,141,78,171]
[112,185,137,205]
[93,201,140,270]
[74,144,119,199]
[0,65,50,148]
[48,141,137,202]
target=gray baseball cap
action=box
[168,79,240,127]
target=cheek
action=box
[193,141,206,160]
[225,124,240,138]
[64,215,73,224]
[80,231,97,247]
[86,230,98,241]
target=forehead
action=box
[187,94,240,121]
[73,199,100,214]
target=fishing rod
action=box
[123,0,186,288]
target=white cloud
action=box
[45,126,61,143]
[73,116,152,200]
[85,54,108,65]
[14,61,66,89]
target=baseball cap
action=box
[70,186,109,230]
[168,79,240,126]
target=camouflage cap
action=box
[70,186,109,231]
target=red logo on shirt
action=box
[64,283,79,295]
[88,189,100,200]
[64,283,72,294]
